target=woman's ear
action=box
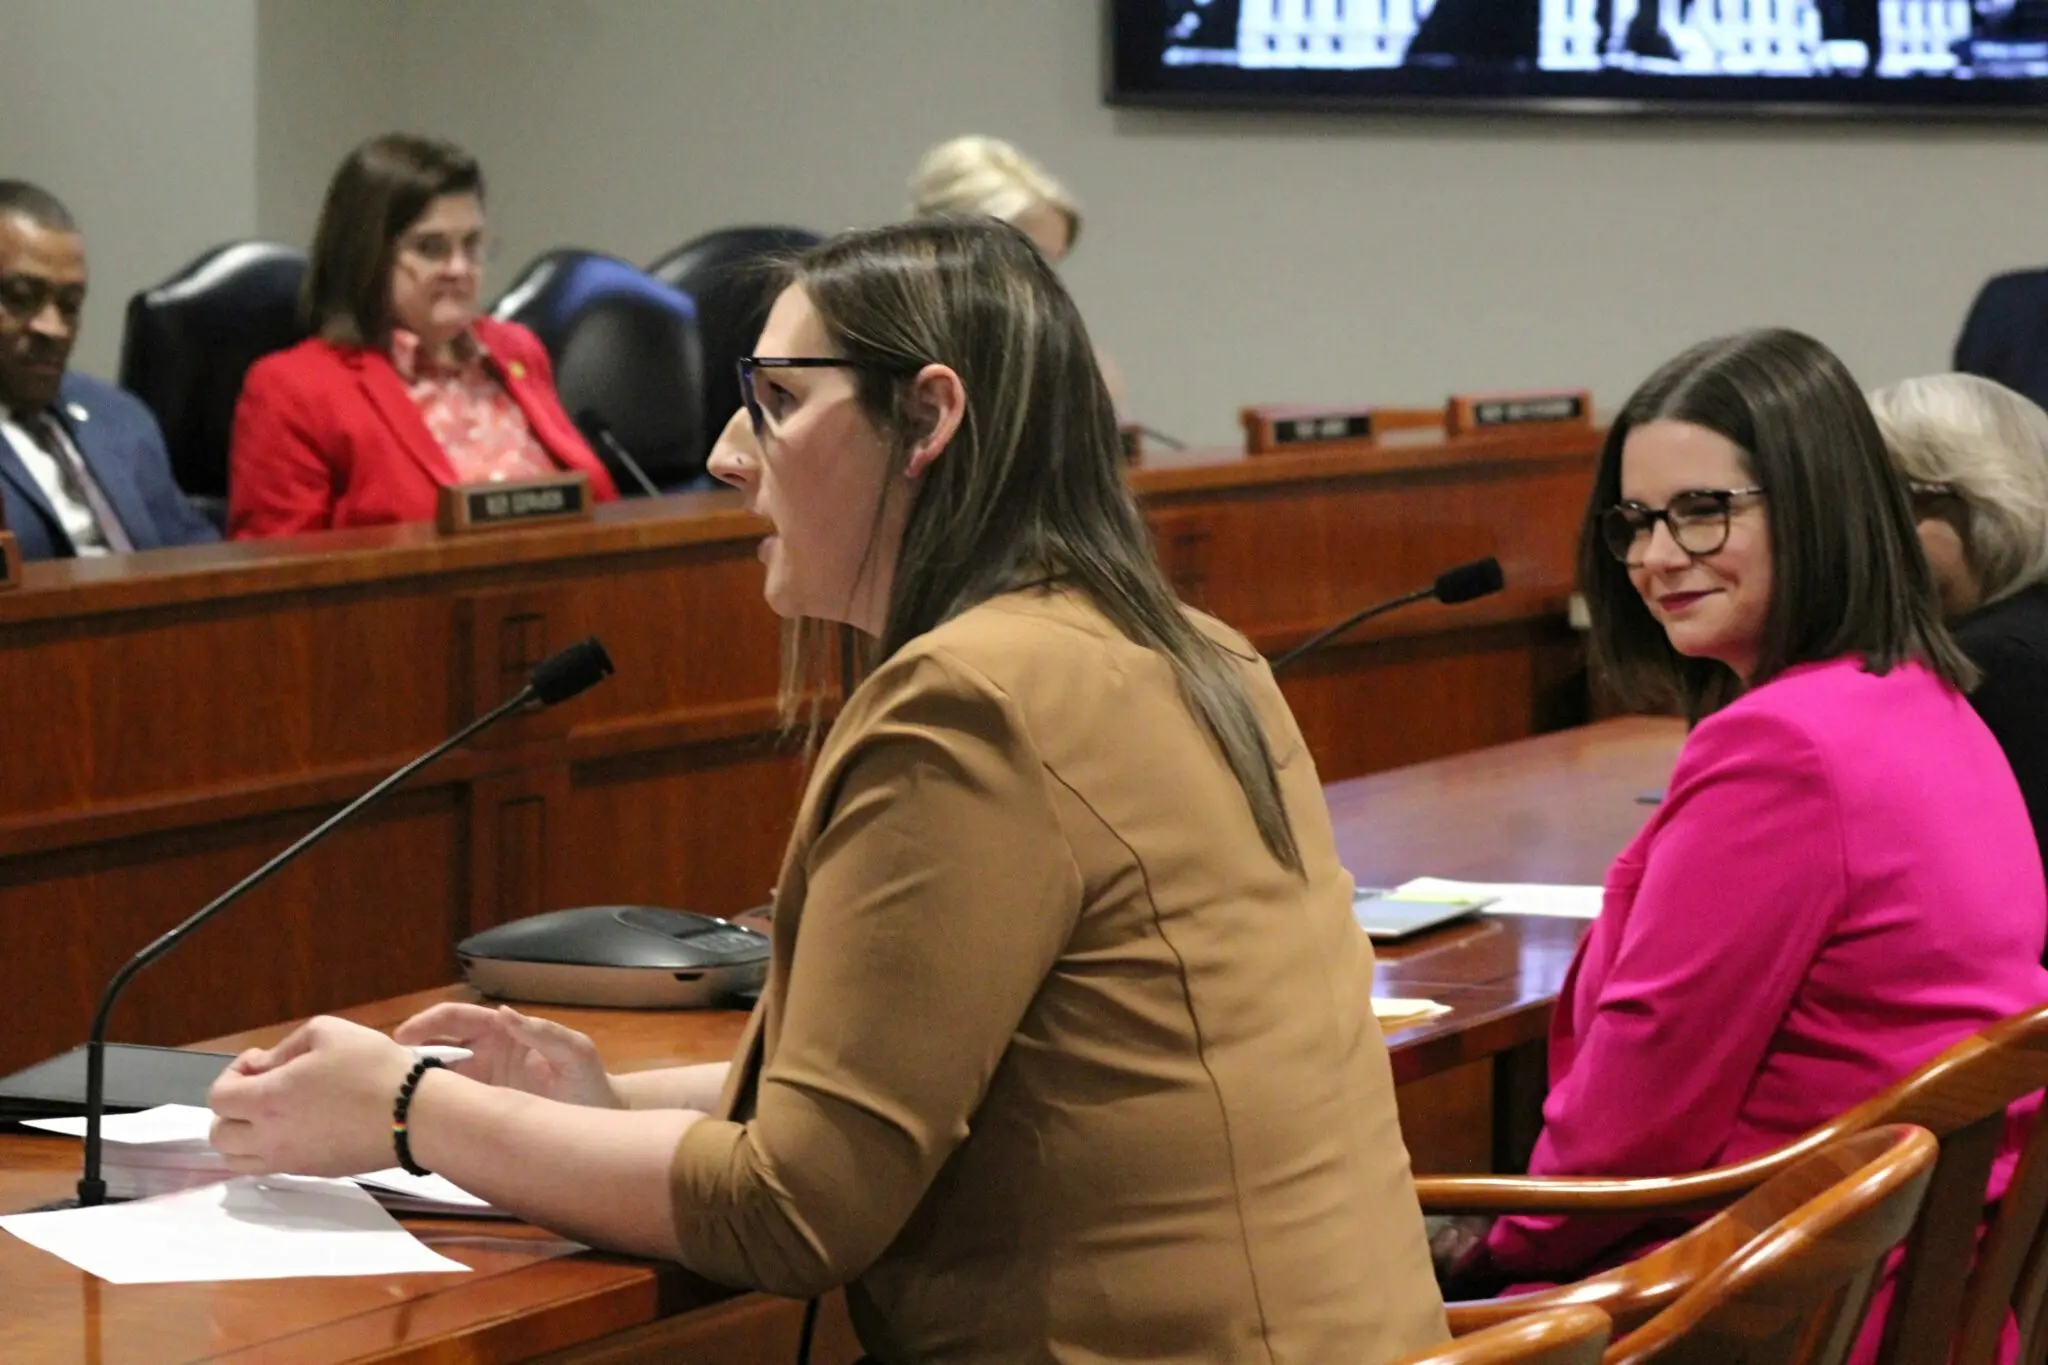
[903,364,966,479]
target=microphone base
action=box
[25,1190,133,1213]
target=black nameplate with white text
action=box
[1272,412,1374,445]
[436,474,592,535]
[1447,390,1594,436]
[1469,394,1586,427]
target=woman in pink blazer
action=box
[228,134,616,538]
[1445,329,2048,1362]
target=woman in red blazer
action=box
[229,134,617,538]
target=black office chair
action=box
[490,249,706,493]
[118,241,309,513]
[648,226,821,456]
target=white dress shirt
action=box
[1,408,111,555]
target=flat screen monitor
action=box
[1107,0,2048,116]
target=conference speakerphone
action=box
[458,905,771,1009]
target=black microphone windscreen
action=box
[574,408,607,436]
[1434,558,1505,605]
[530,637,615,706]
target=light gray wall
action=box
[0,0,260,379]
[393,1,2048,445]
[9,2,2047,440]
[255,0,408,246]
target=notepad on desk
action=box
[1392,877,1604,920]
[1371,997,1452,1029]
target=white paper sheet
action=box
[0,1175,470,1283]
[21,1106,496,1211]
[23,1103,216,1143]
[1393,876,1605,920]
[350,1167,492,1211]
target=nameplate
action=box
[0,532,18,593]
[436,474,592,535]
[1241,404,1379,455]
[1446,390,1593,436]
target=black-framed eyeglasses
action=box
[736,355,912,437]
[1600,486,1766,564]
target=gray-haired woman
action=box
[1871,372,2048,914]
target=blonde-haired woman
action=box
[910,134,1082,263]
[1870,372,2048,911]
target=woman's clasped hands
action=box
[207,1002,620,1176]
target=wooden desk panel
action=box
[0,429,1598,1077]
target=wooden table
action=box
[0,425,1597,1077]
[0,716,1682,1365]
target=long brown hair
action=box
[302,133,483,346]
[1580,328,1974,720]
[780,218,1302,873]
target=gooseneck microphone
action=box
[75,638,616,1206]
[575,409,663,499]
[1268,558,1505,675]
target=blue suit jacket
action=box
[0,372,219,559]
[1955,267,2048,412]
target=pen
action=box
[409,1045,474,1064]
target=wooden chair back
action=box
[1391,1307,1611,1365]
[1424,1002,2048,1363]
[1600,1125,1937,1364]
[1449,1126,1927,1339]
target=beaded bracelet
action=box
[392,1056,444,1177]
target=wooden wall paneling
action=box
[1398,1060,1498,1175]
[457,586,573,747]
[0,787,465,1073]
[465,756,573,938]
[0,587,453,833]
[1274,618,1586,780]
[559,738,807,919]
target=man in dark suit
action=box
[1955,268,2048,414]
[0,180,218,559]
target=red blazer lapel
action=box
[346,347,460,488]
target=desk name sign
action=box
[436,473,592,535]
[0,532,17,592]
[1446,390,1593,437]
[1241,404,1380,456]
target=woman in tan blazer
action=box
[208,219,1447,1364]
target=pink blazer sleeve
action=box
[1486,705,1849,1276]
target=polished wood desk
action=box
[0,426,1598,1077]
[0,717,1682,1365]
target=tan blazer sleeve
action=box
[670,651,1083,1297]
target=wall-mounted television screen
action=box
[1107,0,2048,115]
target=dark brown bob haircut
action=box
[302,133,483,345]
[1580,327,1974,721]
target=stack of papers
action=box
[0,1175,470,1284]
[24,1104,229,1200]
[1391,877,1604,920]
[19,1105,498,1214]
